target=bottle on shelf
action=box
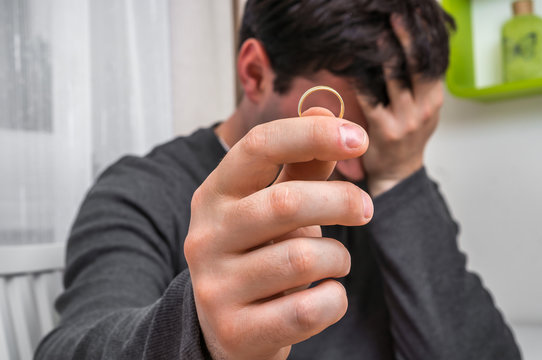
[502,0,542,82]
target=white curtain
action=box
[0,0,174,246]
[170,0,236,136]
[91,0,173,175]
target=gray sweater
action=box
[35,126,522,360]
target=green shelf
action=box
[442,0,542,101]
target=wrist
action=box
[367,164,424,197]
[367,178,402,197]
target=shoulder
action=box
[92,126,226,204]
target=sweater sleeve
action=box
[367,168,522,360]
[34,156,210,360]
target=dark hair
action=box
[240,0,455,105]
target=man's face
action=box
[259,71,368,130]
[255,70,368,181]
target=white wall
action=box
[425,0,542,325]
[427,92,542,324]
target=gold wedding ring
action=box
[298,86,345,119]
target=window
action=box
[0,0,174,245]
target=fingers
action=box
[206,116,368,198]
[272,225,322,243]
[221,181,373,252]
[390,14,415,72]
[390,13,421,90]
[390,14,443,105]
[361,14,442,129]
[382,63,415,112]
[357,93,397,135]
[274,159,337,183]
[275,107,338,184]
[243,280,348,350]
[390,14,444,121]
[229,237,350,302]
[358,15,416,121]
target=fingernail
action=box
[339,124,366,149]
[363,195,374,220]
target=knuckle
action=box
[215,316,242,352]
[191,185,205,210]
[294,297,317,331]
[433,82,445,107]
[243,125,268,157]
[287,239,315,275]
[335,242,352,277]
[343,185,363,219]
[228,197,256,224]
[404,119,418,134]
[420,105,434,123]
[434,93,444,110]
[184,229,213,264]
[383,128,401,143]
[329,281,348,313]
[193,280,219,310]
[398,91,412,105]
[183,234,197,263]
[342,249,352,276]
[269,185,301,220]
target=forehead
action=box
[286,72,361,115]
[268,71,366,127]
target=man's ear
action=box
[237,39,274,104]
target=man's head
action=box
[240,0,454,103]
[233,0,454,135]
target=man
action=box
[36,0,521,359]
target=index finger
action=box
[274,107,339,184]
[207,116,368,198]
[391,14,436,97]
[391,14,442,103]
[390,14,417,77]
